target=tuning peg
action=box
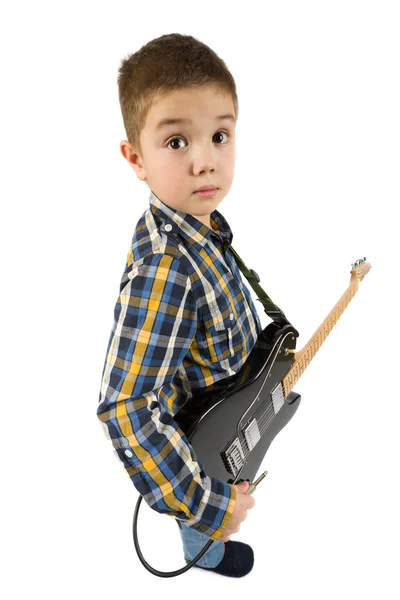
[351,257,367,270]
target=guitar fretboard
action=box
[282,261,370,398]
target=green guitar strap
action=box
[227,244,291,328]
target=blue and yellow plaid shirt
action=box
[97,189,262,540]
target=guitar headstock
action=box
[350,257,371,283]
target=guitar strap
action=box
[225,242,292,329]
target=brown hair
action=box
[117,33,239,157]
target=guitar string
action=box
[243,412,275,459]
[251,399,280,434]
[237,330,300,459]
[235,331,296,458]
[233,401,278,463]
[228,288,362,469]
[232,309,351,464]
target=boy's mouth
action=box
[193,188,218,198]
[194,184,218,192]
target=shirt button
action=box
[125,449,133,457]
[164,224,172,232]
[230,312,234,321]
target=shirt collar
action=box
[148,189,233,252]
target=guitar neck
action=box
[282,259,371,398]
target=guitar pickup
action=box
[243,418,261,452]
[271,382,285,414]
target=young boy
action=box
[97,33,262,577]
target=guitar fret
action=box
[283,278,362,397]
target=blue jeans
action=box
[176,520,225,568]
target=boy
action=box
[97,33,262,577]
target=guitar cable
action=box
[132,471,268,577]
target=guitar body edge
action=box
[189,390,302,485]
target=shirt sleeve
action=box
[97,252,236,540]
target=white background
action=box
[1,1,399,597]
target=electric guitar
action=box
[174,258,371,486]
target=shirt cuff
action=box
[185,476,237,540]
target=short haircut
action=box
[117,33,239,156]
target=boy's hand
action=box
[218,481,256,542]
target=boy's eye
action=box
[166,130,229,150]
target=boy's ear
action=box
[119,140,147,182]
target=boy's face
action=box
[120,85,237,228]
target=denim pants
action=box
[176,520,225,567]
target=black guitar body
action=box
[174,322,302,485]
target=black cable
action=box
[132,493,219,577]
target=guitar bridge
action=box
[221,437,245,477]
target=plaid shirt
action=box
[97,189,262,540]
